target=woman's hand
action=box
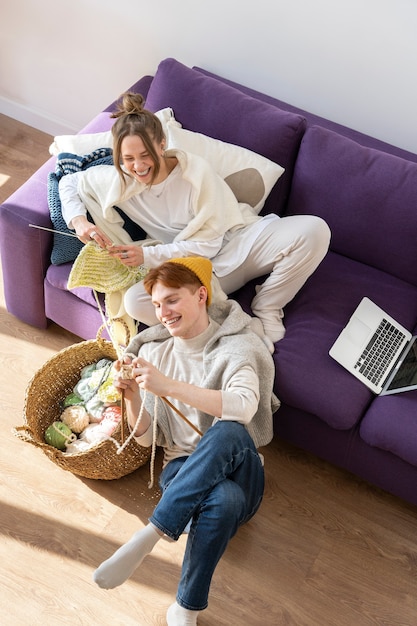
[108,244,144,266]
[71,215,113,248]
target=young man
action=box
[93,256,278,626]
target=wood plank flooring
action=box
[1,113,417,625]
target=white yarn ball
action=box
[79,423,108,445]
[64,439,91,455]
[60,405,89,434]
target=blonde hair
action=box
[111,92,165,190]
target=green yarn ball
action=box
[63,392,84,407]
[45,421,73,450]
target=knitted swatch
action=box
[68,242,148,293]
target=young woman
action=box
[60,93,330,348]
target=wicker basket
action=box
[15,325,150,480]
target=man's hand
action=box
[113,357,151,437]
[131,357,171,397]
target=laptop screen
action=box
[384,337,417,393]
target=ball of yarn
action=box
[45,421,74,450]
[64,439,92,455]
[79,423,108,445]
[100,406,122,436]
[97,378,121,404]
[63,392,84,407]
[61,405,90,434]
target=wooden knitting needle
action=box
[161,396,203,436]
[120,389,125,444]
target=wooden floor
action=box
[1,113,417,626]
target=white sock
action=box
[93,523,161,589]
[166,602,199,626]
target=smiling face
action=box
[151,282,209,339]
[121,134,166,185]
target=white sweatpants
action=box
[124,215,330,342]
[217,214,331,341]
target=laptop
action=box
[329,297,417,395]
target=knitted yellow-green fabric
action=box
[68,242,148,293]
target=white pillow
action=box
[49,129,113,156]
[165,120,284,213]
[48,108,175,156]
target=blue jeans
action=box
[149,421,265,611]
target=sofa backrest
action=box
[143,58,306,216]
[194,62,417,287]
[286,124,417,286]
[195,66,417,164]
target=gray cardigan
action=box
[126,300,279,449]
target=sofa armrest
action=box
[0,74,155,330]
[0,159,55,328]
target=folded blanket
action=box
[47,148,114,265]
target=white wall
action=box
[2,0,417,153]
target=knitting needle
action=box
[161,396,203,436]
[29,224,79,238]
[120,389,125,444]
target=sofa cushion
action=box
[46,262,101,309]
[359,392,417,468]
[286,125,417,286]
[270,251,417,430]
[195,67,417,163]
[144,58,306,215]
[49,125,113,156]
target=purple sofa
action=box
[3,58,417,505]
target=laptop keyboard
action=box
[354,318,406,385]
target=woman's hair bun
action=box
[111,92,146,119]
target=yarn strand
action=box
[112,389,148,455]
[107,381,203,489]
[111,390,159,489]
[148,396,159,489]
